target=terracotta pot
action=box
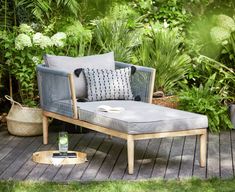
[229,104,235,128]
[152,95,178,109]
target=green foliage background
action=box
[0,0,234,132]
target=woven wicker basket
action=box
[5,96,43,136]
[152,95,178,109]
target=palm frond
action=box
[93,17,142,62]
[56,0,79,16]
[77,0,121,23]
[0,0,15,30]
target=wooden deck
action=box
[0,126,234,182]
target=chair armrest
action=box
[115,61,155,103]
[36,64,75,118]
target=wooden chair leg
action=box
[200,129,207,167]
[127,136,134,174]
[42,114,48,144]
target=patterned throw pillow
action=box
[83,68,134,101]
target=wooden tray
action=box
[32,150,87,165]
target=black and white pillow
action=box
[83,67,134,101]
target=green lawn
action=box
[1,178,235,192]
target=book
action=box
[97,105,125,113]
[52,152,77,158]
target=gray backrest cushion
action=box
[44,52,115,98]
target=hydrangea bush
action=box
[15,34,32,50]
[1,24,69,106]
[210,14,235,45]
[209,14,235,67]
[214,14,235,32]
[210,26,231,45]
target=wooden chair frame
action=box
[42,74,207,174]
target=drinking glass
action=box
[58,132,68,155]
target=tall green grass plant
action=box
[137,28,191,94]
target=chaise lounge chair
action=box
[37,52,208,174]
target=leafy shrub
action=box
[130,0,192,33]
[185,14,235,108]
[92,9,142,62]
[59,19,92,57]
[1,22,92,106]
[1,24,66,106]
[136,28,191,94]
[186,14,235,64]
[17,0,80,24]
[185,55,235,101]
[214,14,235,32]
[178,74,233,132]
[219,32,235,67]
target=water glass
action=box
[58,132,68,155]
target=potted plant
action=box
[1,24,68,136]
[0,21,93,136]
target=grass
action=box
[1,178,235,192]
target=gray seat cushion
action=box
[77,100,208,134]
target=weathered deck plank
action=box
[192,136,206,179]
[14,134,57,180]
[0,129,235,182]
[179,136,196,178]
[164,137,185,179]
[67,133,105,181]
[26,134,58,180]
[0,137,42,179]
[0,137,35,176]
[123,139,150,180]
[66,133,96,181]
[109,143,127,180]
[207,133,220,178]
[231,130,235,176]
[151,138,173,178]
[0,137,22,161]
[0,130,14,145]
[80,136,113,181]
[220,131,233,178]
[137,138,161,179]
[95,138,125,181]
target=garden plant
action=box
[0,0,234,131]
[0,0,235,191]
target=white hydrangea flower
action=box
[32,32,52,49]
[33,32,44,45]
[51,32,67,47]
[215,14,235,32]
[210,26,230,44]
[15,34,32,50]
[32,56,41,65]
[40,36,53,49]
[19,24,34,34]
[163,19,169,28]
